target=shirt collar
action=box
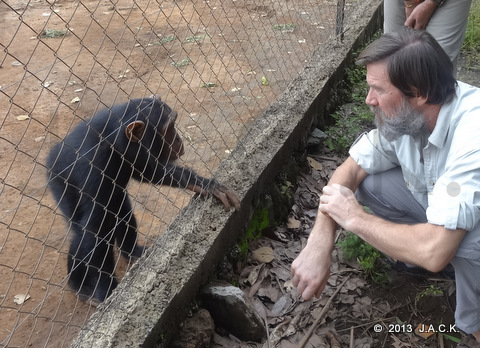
[427,84,459,148]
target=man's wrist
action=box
[431,0,447,7]
[404,0,422,8]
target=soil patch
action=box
[0,0,339,345]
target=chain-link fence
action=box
[1,0,358,346]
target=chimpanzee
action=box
[46,95,240,304]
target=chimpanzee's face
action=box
[150,100,184,162]
[161,111,184,161]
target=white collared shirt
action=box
[349,81,480,259]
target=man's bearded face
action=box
[371,96,427,141]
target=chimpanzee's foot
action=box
[77,293,101,307]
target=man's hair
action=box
[357,28,457,105]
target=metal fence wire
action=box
[0,0,356,345]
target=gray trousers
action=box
[356,167,480,334]
[383,0,472,70]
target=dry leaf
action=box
[307,156,323,171]
[415,323,436,339]
[252,246,274,263]
[14,294,30,305]
[246,263,264,285]
[287,216,301,229]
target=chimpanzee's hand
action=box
[187,181,241,211]
[210,184,241,211]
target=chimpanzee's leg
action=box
[67,211,118,303]
[114,195,145,260]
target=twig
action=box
[296,275,351,348]
[336,317,396,333]
[439,332,444,348]
[253,300,270,348]
[327,331,341,348]
[308,154,339,162]
[349,326,354,348]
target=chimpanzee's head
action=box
[124,95,185,162]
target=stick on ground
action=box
[297,275,351,348]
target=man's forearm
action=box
[307,157,367,242]
[348,212,466,272]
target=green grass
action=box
[463,0,480,52]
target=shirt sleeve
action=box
[427,142,480,232]
[349,129,399,173]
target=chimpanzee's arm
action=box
[157,162,240,211]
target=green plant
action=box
[462,0,480,69]
[337,231,390,284]
[238,206,271,256]
[273,24,296,32]
[463,0,480,52]
[171,58,191,67]
[184,35,206,43]
[415,284,443,303]
[324,65,374,154]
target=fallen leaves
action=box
[252,246,275,263]
[213,153,459,347]
[13,294,30,305]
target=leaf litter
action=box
[213,151,464,347]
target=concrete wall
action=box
[72,0,383,346]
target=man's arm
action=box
[291,157,368,300]
[320,183,466,272]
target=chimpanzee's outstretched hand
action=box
[212,184,241,211]
[188,182,241,211]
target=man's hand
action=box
[404,1,436,30]
[319,184,364,231]
[291,157,367,301]
[291,240,332,300]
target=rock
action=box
[307,128,327,148]
[171,309,215,348]
[200,281,266,342]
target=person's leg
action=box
[384,0,407,33]
[355,167,432,271]
[355,167,428,224]
[425,0,472,70]
[450,256,480,343]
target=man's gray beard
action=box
[371,98,427,141]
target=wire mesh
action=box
[0,0,356,345]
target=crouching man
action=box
[291,28,480,343]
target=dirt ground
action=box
[206,152,462,348]
[0,0,340,346]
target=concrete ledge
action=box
[72,1,383,346]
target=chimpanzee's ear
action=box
[125,121,146,142]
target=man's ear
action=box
[125,121,146,142]
[411,88,428,106]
